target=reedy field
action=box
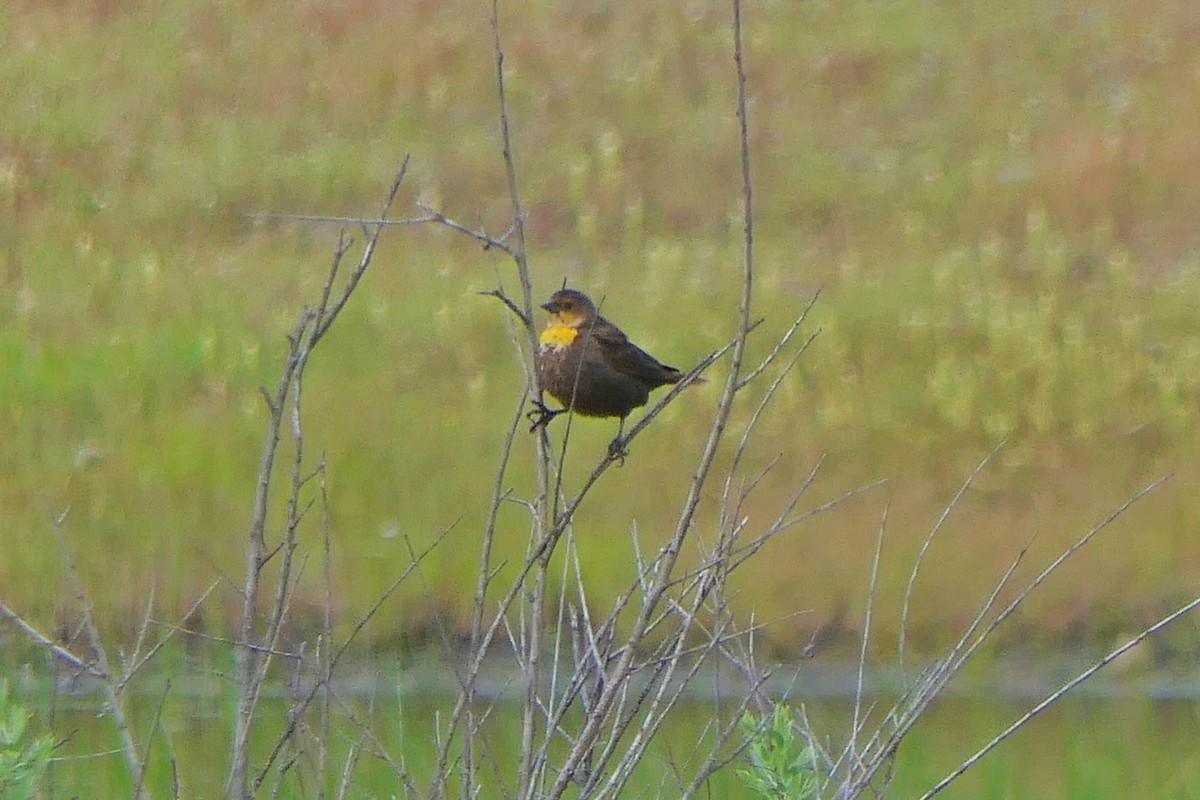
[4,0,1200,662]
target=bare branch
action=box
[478,288,532,328]
[50,512,149,798]
[899,441,1007,683]
[417,203,520,259]
[0,602,104,678]
[921,592,1200,799]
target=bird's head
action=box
[540,289,597,329]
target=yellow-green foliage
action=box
[3,0,1200,654]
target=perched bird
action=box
[531,288,686,438]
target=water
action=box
[24,666,1200,799]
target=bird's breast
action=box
[539,323,579,352]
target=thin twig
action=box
[418,205,520,259]
[50,511,149,798]
[850,504,889,769]
[0,602,104,678]
[899,441,1006,684]
[229,158,411,798]
[921,592,1200,799]
[249,211,433,227]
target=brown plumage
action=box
[531,289,684,432]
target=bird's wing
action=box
[591,319,682,385]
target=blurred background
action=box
[4,0,1200,665]
[12,2,1200,795]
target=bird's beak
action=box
[541,300,559,313]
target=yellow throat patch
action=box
[539,322,579,350]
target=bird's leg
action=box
[607,417,629,463]
[528,399,566,432]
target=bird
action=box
[530,288,687,443]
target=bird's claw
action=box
[527,400,565,433]
[607,436,629,465]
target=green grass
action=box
[3,0,1200,654]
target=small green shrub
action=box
[736,704,819,800]
[0,679,53,800]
